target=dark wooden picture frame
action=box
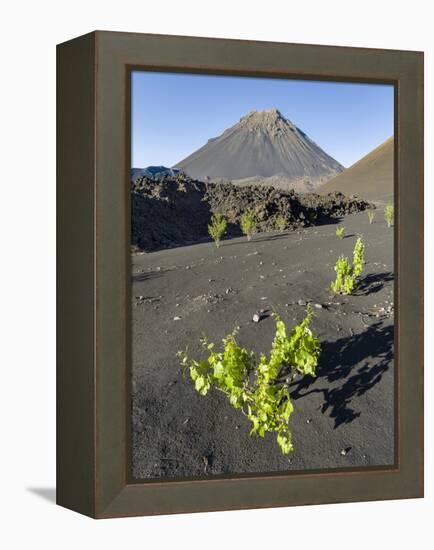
[57,31,423,518]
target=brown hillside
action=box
[318,137,394,202]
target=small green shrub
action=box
[352,236,365,278]
[275,215,287,232]
[331,236,365,295]
[208,213,227,248]
[335,226,345,239]
[240,210,258,241]
[384,203,394,228]
[367,211,375,224]
[178,308,320,454]
[331,255,355,295]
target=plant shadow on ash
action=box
[132,270,163,283]
[222,218,344,247]
[353,271,394,296]
[222,232,290,246]
[287,320,393,428]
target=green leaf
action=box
[213,362,225,378]
[195,377,205,391]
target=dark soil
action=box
[131,211,394,480]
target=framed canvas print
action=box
[57,31,424,518]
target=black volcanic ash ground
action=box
[131,211,394,479]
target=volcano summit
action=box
[174,109,344,191]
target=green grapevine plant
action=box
[367,211,375,224]
[275,215,287,232]
[178,309,320,454]
[384,203,394,228]
[331,255,354,295]
[208,213,227,248]
[331,236,365,295]
[240,210,258,241]
[335,226,345,239]
[352,236,365,278]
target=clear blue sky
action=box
[131,71,394,169]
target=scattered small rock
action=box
[298,299,307,306]
[173,316,182,321]
[252,314,261,323]
[314,303,323,309]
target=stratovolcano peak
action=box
[173,108,343,188]
[239,108,289,128]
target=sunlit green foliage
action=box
[178,309,320,454]
[331,236,365,295]
[352,236,365,278]
[275,215,287,232]
[384,203,394,228]
[335,226,345,239]
[208,213,227,248]
[331,255,355,295]
[240,210,258,241]
[367,211,375,224]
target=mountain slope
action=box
[173,109,343,190]
[318,137,394,202]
